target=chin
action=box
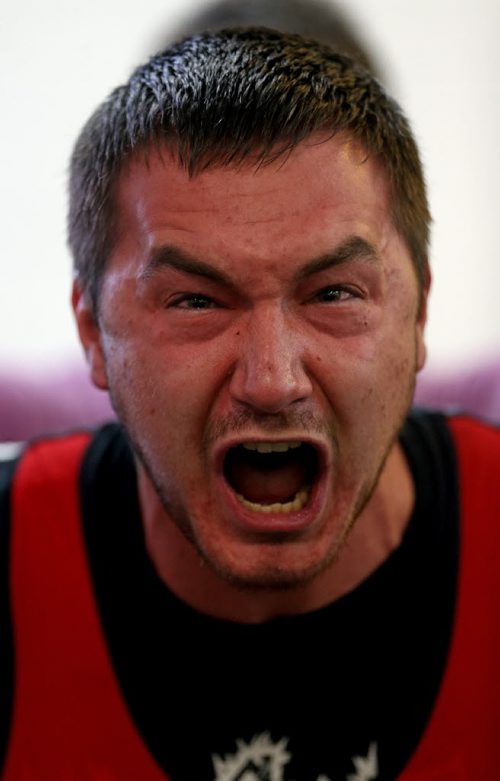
[189,520,348,593]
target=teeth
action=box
[236,487,310,514]
[241,441,302,453]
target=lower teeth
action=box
[236,487,310,514]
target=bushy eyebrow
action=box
[140,246,235,287]
[139,235,378,286]
[293,236,379,282]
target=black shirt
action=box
[0,410,458,780]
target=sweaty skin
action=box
[74,133,428,623]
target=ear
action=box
[415,264,431,372]
[71,280,109,390]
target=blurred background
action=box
[1,0,499,437]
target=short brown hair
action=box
[68,28,430,316]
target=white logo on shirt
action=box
[212,733,378,780]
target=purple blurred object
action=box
[0,361,114,442]
[1,355,499,444]
[415,356,500,423]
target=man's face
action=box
[76,134,427,590]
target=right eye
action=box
[308,284,362,305]
[168,294,219,310]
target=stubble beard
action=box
[107,352,418,594]
[112,407,412,594]
[131,430,395,593]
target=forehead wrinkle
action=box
[239,216,290,226]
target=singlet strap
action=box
[399,416,500,780]
[3,433,168,781]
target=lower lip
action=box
[216,472,326,535]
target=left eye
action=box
[170,294,217,310]
[312,286,355,303]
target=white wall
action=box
[1,0,498,370]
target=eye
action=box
[168,294,218,310]
[311,285,358,304]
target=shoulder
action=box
[0,424,123,502]
[402,409,500,514]
[445,414,500,475]
[446,413,500,447]
[442,415,500,550]
[405,408,500,464]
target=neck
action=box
[137,442,414,624]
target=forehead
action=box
[111,133,394,269]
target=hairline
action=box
[90,129,425,317]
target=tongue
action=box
[226,452,307,504]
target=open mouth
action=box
[223,441,319,515]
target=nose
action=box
[229,304,313,414]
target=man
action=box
[1,28,499,781]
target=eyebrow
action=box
[140,246,235,287]
[140,235,378,286]
[293,236,379,282]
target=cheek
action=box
[356,332,417,435]
[101,323,233,440]
[102,340,157,424]
[312,316,417,416]
[354,285,420,385]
